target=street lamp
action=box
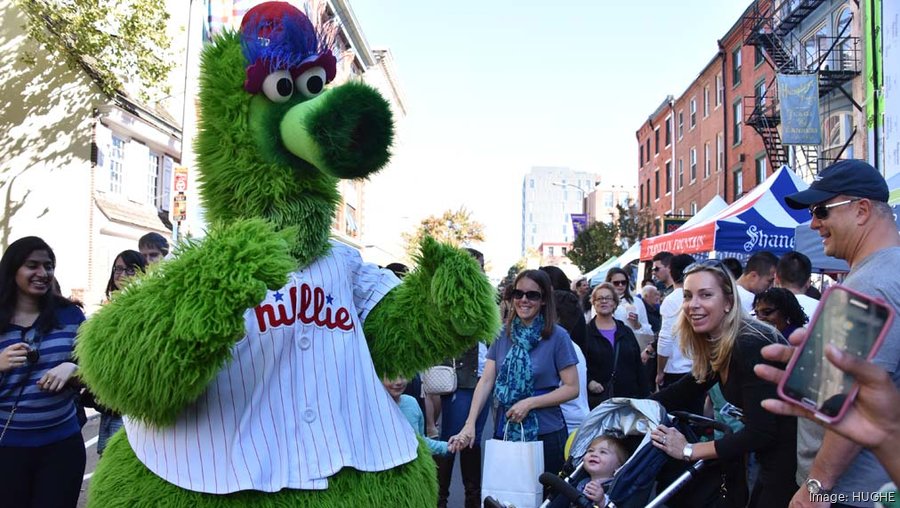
[551,182,588,215]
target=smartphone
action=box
[778,285,894,423]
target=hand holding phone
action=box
[778,285,894,423]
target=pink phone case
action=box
[776,285,895,424]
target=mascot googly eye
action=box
[261,70,294,102]
[294,67,327,98]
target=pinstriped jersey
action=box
[124,242,416,493]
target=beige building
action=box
[0,0,405,311]
[586,183,637,224]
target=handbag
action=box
[421,360,457,395]
[482,422,544,508]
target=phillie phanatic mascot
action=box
[76,2,500,506]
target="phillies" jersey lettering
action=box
[254,284,354,332]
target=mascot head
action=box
[196,1,393,262]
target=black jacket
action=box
[584,317,650,406]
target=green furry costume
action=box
[75,2,500,506]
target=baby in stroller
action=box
[575,436,629,505]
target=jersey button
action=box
[303,408,316,423]
[299,337,312,350]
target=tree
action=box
[16,0,174,100]
[402,208,485,260]
[567,221,623,272]
[616,199,656,247]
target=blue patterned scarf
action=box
[494,314,544,441]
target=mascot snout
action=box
[280,81,393,179]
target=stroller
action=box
[539,398,733,508]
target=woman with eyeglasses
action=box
[605,267,654,337]
[648,260,797,508]
[85,250,146,455]
[752,287,808,340]
[449,270,579,478]
[0,236,86,507]
[584,283,649,409]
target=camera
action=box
[25,346,40,365]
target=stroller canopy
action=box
[568,398,667,461]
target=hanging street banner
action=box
[571,213,588,237]
[778,74,822,145]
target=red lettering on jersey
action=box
[255,284,354,333]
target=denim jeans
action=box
[98,413,124,455]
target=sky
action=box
[352,0,753,279]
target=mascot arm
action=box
[364,237,501,379]
[75,218,297,426]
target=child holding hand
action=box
[383,377,450,455]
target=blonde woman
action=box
[648,260,797,508]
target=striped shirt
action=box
[125,242,417,493]
[0,304,84,447]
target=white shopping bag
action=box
[482,422,544,508]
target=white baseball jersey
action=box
[124,242,417,493]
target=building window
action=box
[803,25,828,71]
[148,152,162,206]
[690,98,697,128]
[755,79,767,108]
[690,147,697,182]
[344,203,359,237]
[654,128,660,154]
[755,46,765,66]
[646,138,650,162]
[678,158,684,188]
[716,73,723,107]
[836,8,854,70]
[640,144,644,166]
[665,117,672,146]
[755,155,767,184]
[110,136,125,194]
[562,247,567,255]
[639,183,644,207]
[823,111,855,161]
[549,246,555,257]
[654,168,660,200]
[690,201,698,215]
[703,85,710,117]
[678,111,684,139]
[733,167,744,198]
[529,179,534,188]
[704,142,711,179]
[603,192,614,208]
[665,161,672,193]
[717,133,724,172]
[732,100,743,144]
[732,47,742,86]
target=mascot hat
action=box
[241,1,337,93]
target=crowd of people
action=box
[2,159,900,508]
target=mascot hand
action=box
[417,237,499,338]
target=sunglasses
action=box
[685,259,726,274]
[809,198,860,220]
[755,307,778,318]
[610,280,627,287]
[511,289,542,302]
[652,266,661,272]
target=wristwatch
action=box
[681,443,694,461]
[806,478,831,495]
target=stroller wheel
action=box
[483,496,505,508]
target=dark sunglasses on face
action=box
[809,198,860,220]
[610,280,627,287]
[511,289,542,302]
[652,267,661,272]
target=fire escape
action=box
[742,0,860,180]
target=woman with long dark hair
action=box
[0,236,86,507]
[450,269,579,476]
[649,260,797,507]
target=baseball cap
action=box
[784,159,889,209]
